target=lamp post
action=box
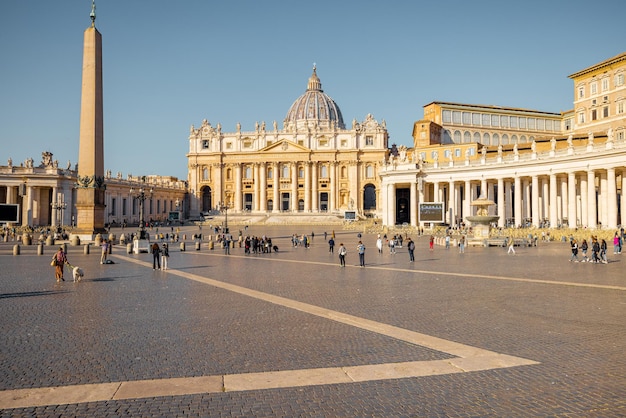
[51,200,67,228]
[130,183,153,240]
[219,201,230,233]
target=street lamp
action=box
[130,183,153,240]
[218,201,230,233]
[51,197,67,228]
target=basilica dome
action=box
[284,67,345,130]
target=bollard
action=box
[84,244,90,255]
[183,234,186,241]
[62,243,68,253]
[71,235,81,246]
[108,243,112,254]
[180,242,186,252]
[208,241,214,250]
[94,234,102,247]
[13,244,20,255]
[127,243,133,254]
[195,241,200,251]
[46,236,54,246]
[37,243,44,255]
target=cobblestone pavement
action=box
[0,226,625,417]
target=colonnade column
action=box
[311,163,318,212]
[387,184,396,226]
[304,162,311,212]
[448,180,455,225]
[599,172,608,227]
[291,163,298,212]
[463,180,471,223]
[567,172,577,228]
[272,162,279,213]
[51,186,59,227]
[607,168,617,229]
[259,163,267,212]
[410,181,417,227]
[514,176,522,228]
[531,175,539,227]
[549,173,558,228]
[497,178,504,228]
[580,175,588,228]
[587,170,596,229]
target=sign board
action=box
[0,204,19,223]
[419,202,444,223]
[168,211,180,221]
[344,211,356,221]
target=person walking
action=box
[429,235,434,251]
[614,232,621,254]
[100,239,109,264]
[52,246,68,282]
[600,239,608,264]
[459,235,465,253]
[388,237,396,254]
[357,241,366,267]
[407,238,415,262]
[591,238,600,263]
[328,237,335,253]
[570,239,579,262]
[151,242,161,270]
[507,236,516,254]
[161,243,169,270]
[581,239,589,262]
[445,234,450,250]
[376,237,383,254]
[338,243,347,267]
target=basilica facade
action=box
[380,52,626,230]
[187,67,388,219]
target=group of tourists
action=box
[569,232,622,264]
[244,235,274,254]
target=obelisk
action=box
[74,0,106,240]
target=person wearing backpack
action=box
[407,238,415,262]
[338,243,347,267]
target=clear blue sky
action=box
[1,1,623,180]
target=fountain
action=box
[465,194,500,246]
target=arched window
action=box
[511,135,518,143]
[202,167,209,181]
[473,132,481,142]
[482,133,490,145]
[454,130,461,143]
[463,131,471,143]
[520,135,527,143]
[501,134,509,145]
[492,133,500,145]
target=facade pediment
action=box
[259,140,311,153]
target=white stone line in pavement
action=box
[194,251,626,291]
[0,254,539,410]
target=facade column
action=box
[523,178,530,221]
[549,173,558,229]
[388,184,396,226]
[599,171,608,228]
[514,176,522,228]
[587,170,597,229]
[259,163,267,212]
[235,163,242,212]
[311,163,318,212]
[567,172,577,228]
[607,168,617,229]
[542,177,549,224]
[531,175,539,228]
[291,163,298,212]
[559,175,567,226]
[480,179,487,198]
[497,177,505,228]
[304,162,311,212]
[253,163,260,212]
[349,162,359,213]
[329,162,336,212]
[272,162,280,213]
[25,185,34,226]
[214,163,223,211]
[410,180,418,227]
[433,182,440,203]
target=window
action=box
[431,151,438,160]
[320,165,328,178]
[501,134,509,144]
[319,138,328,147]
[420,152,426,161]
[545,120,552,131]
[537,119,545,130]
[442,110,452,123]
[492,133,500,145]
[463,131,471,143]
[341,166,347,178]
[462,112,471,124]
[111,198,116,216]
[122,198,127,216]
[472,113,481,125]
[473,132,480,142]
[601,78,609,92]
[202,168,209,180]
[202,140,209,149]
[578,112,585,124]
[453,130,461,142]
[617,100,624,115]
[616,73,624,86]
[527,118,536,129]
[455,148,461,157]
[510,117,518,128]
[519,117,527,129]
[444,150,451,159]
[500,116,509,128]
[365,136,374,146]
[578,86,585,99]
[511,134,518,142]
[482,114,490,126]
[590,82,598,95]
[298,167,304,178]
[452,111,461,124]
[282,165,290,178]
[341,139,347,147]
[483,133,490,145]
[243,140,252,148]
[564,119,572,131]
[365,165,374,178]
[226,142,233,149]
[491,115,499,127]
[603,106,609,118]
[267,168,273,179]
[244,166,252,179]
[591,109,597,121]
[226,168,232,180]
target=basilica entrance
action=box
[395,188,410,225]
[281,193,290,211]
[201,187,212,213]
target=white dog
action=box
[72,266,84,282]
